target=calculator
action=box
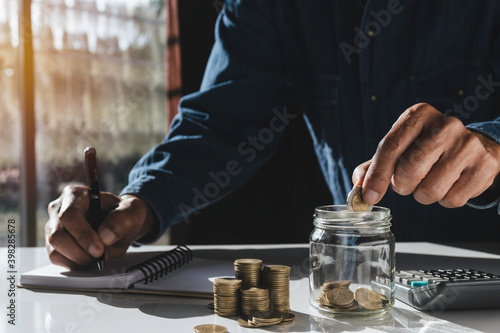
[394,269,500,311]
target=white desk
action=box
[2,243,500,333]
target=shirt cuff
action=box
[120,174,175,245]
[466,122,500,145]
[465,122,500,213]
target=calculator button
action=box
[429,278,448,283]
[422,276,446,282]
[395,276,408,283]
[400,270,424,277]
[396,269,500,285]
[410,280,428,288]
[402,277,422,285]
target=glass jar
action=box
[309,205,395,316]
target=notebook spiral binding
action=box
[125,245,193,284]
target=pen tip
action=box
[97,260,105,275]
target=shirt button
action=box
[367,28,376,37]
[370,94,377,102]
[457,89,465,96]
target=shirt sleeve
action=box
[121,0,294,243]
[465,4,500,213]
[466,119,500,214]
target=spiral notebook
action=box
[20,246,234,298]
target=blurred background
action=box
[0,0,168,246]
[0,0,330,247]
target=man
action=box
[46,0,500,269]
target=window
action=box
[0,0,169,247]
[0,0,20,247]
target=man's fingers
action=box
[352,160,371,186]
[47,197,62,217]
[106,242,130,260]
[60,185,120,212]
[59,205,104,258]
[392,134,444,196]
[101,191,121,211]
[48,226,97,266]
[60,185,89,215]
[98,197,147,247]
[357,103,500,209]
[45,185,125,270]
[58,186,104,258]
[363,135,415,203]
[411,139,475,205]
[48,249,91,270]
[438,158,498,208]
[363,105,432,204]
[413,161,462,205]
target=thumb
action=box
[97,196,148,247]
[352,160,371,187]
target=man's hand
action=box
[45,185,158,270]
[353,103,500,208]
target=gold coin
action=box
[240,287,268,294]
[346,186,373,212]
[263,265,291,273]
[279,312,295,325]
[250,310,282,321]
[326,288,355,307]
[237,318,255,328]
[317,281,361,312]
[235,258,262,265]
[250,317,282,327]
[193,324,227,333]
[354,287,382,310]
[213,277,242,286]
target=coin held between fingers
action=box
[346,186,373,212]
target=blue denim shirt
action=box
[122,0,500,242]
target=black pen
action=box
[84,147,105,274]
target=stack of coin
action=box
[234,259,262,288]
[240,287,269,316]
[318,280,357,311]
[262,265,291,313]
[213,278,242,317]
[346,185,373,212]
[354,287,389,311]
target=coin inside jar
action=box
[346,185,373,212]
